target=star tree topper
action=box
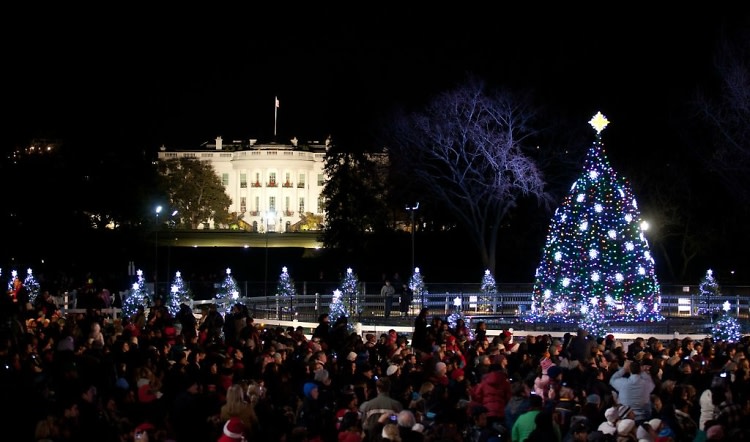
[589,111,610,134]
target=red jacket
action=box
[472,370,512,419]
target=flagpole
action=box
[274,96,279,137]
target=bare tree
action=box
[386,76,550,275]
[697,30,750,204]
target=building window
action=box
[317,173,324,186]
[240,173,247,188]
[283,172,292,187]
[317,196,325,214]
[222,173,229,186]
[298,173,305,188]
[250,196,259,216]
[252,172,261,187]
[268,172,277,187]
[299,197,305,214]
[269,196,276,212]
[240,197,246,213]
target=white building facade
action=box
[157,136,328,232]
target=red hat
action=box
[135,422,155,433]
[451,368,465,380]
[218,417,245,442]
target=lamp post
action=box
[264,211,275,298]
[406,202,420,272]
[154,205,162,296]
[166,210,177,284]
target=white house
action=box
[157,136,329,231]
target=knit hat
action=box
[218,417,245,442]
[314,369,329,383]
[386,365,399,376]
[617,404,632,420]
[617,419,635,435]
[303,382,318,398]
[451,368,465,380]
[346,351,357,362]
[586,394,601,406]
[604,406,619,423]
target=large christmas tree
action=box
[167,271,192,317]
[123,269,149,319]
[276,266,297,318]
[527,112,662,326]
[216,268,240,315]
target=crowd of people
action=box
[2,276,750,442]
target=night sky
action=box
[4,8,740,156]
[4,7,748,283]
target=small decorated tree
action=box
[577,298,610,341]
[329,288,348,325]
[409,267,428,310]
[276,266,297,318]
[167,271,191,317]
[24,268,41,305]
[697,269,721,316]
[479,269,497,313]
[340,267,361,317]
[123,269,148,319]
[713,300,742,343]
[8,269,17,292]
[215,268,240,315]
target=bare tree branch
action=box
[386,76,550,274]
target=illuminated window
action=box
[240,173,247,188]
[222,173,229,186]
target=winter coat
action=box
[472,370,512,419]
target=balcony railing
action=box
[251,182,262,188]
[249,211,259,216]
[267,181,277,187]
[282,181,294,188]
[297,183,305,188]
[283,210,295,216]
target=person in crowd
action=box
[609,359,655,422]
[381,280,396,320]
[360,377,403,440]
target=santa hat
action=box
[218,417,245,442]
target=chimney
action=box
[215,136,223,150]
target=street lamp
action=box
[166,210,178,282]
[406,202,420,272]
[154,205,162,296]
